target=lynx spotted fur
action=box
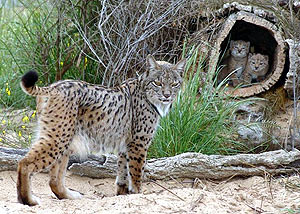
[17,55,186,206]
[218,40,250,87]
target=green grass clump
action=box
[0,3,49,109]
[0,1,99,109]
[149,47,249,158]
[0,108,36,148]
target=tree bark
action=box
[1,147,299,180]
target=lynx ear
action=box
[230,40,234,49]
[248,53,253,58]
[147,55,159,71]
[264,55,269,61]
[174,58,186,76]
[246,41,250,48]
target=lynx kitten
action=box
[242,53,269,84]
[17,55,186,206]
[218,40,250,87]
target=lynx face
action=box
[142,57,185,116]
[230,40,250,58]
[248,53,269,79]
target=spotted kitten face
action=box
[230,40,250,58]
[248,53,269,73]
[143,56,185,107]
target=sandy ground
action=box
[1,101,300,214]
[0,171,299,214]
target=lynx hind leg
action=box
[116,152,129,195]
[49,152,83,200]
[18,106,78,205]
[17,139,61,206]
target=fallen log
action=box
[0,147,106,171]
[0,147,299,180]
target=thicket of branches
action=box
[4,0,298,87]
[1,0,299,87]
[25,0,213,86]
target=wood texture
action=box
[1,147,299,180]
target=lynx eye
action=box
[171,81,180,88]
[152,80,162,87]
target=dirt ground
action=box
[0,170,299,214]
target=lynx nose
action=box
[163,92,171,98]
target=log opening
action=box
[210,11,287,97]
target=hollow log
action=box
[1,147,299,180]
[209,11,286,97]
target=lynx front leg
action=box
[116,152,129,195]
[49,152,83,200]
[231,73,242,87]
[127,141,147,194]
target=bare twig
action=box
[150,179,185,202]
[244,202,266,214]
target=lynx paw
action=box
[65,189,83,199]
[116,184,129,195]
[18,194,41,206]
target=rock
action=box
[234,100,281,150]
[235,101,267,148]
[237,124,265,144]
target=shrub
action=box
[149,47,251,158]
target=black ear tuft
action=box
[21,70,39,88]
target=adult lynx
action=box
[17,55,186,206]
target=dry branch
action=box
[1,147,299,180]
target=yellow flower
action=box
[84,57,88,69]
[1,120,6,125]
[22,116,29,123]
[5,83,8,86]
[22,125,26,129]
[28,135,32,140]
[2,130,5,134]
[18,131,22,137]
[0,138,2,142]
[6,87,11,96]
[31,111,36,118]
[60,61,64,66]
[67,42,70,47]
[39,80,43,84]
